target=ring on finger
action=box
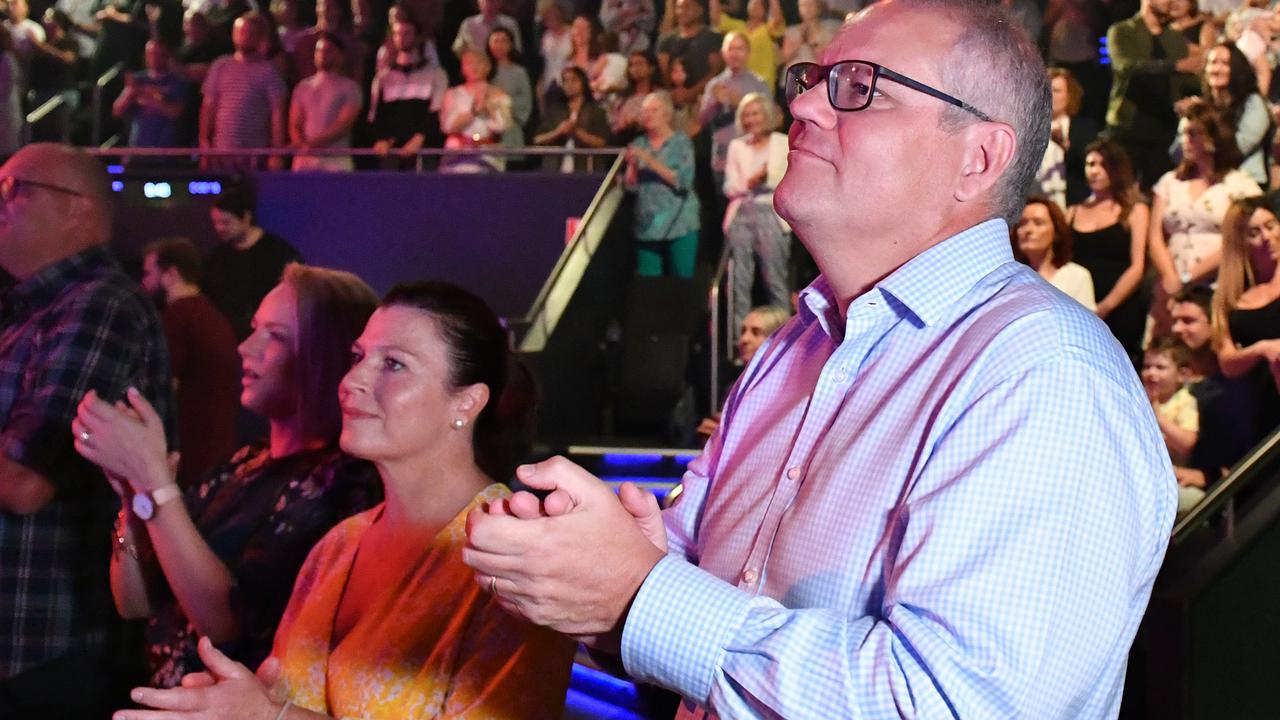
[489,575,498,596]
[78,429,92,443]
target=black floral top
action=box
[146,443,382,687]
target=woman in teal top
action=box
[624,91,700,277]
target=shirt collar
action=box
[798,218,1014,336]
[3,246,115,315]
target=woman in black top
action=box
[1213,198,1280,417]
[1068,139,1150,362]
[73,264,384,686]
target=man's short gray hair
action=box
[897,0,1051,224]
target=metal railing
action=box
[706,246,738,415]
[23,94,71,145]
[91,62,123,146]
[1172,425,1280,544]
[517,153,627,352]
[83,145,623,172]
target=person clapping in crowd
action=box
[115,282,575,720]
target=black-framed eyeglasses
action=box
[0,176,85,204]
[784,60,992,122]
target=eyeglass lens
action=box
[786,62,877,111]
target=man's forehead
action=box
[823,7,955,78]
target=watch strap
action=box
[149,484,181,509]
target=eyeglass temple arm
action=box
[878,67,992,122]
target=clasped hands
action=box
[463,457,669,651]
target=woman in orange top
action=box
[118,281,575,720]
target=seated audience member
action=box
[114,39,190,149]
[453,0,521,59]
[140,238,239,487]
[609,49,659,143]
[536,0,572,107]
[487,27,532,152]
[440,48,512,172]
[778,0,840,88]
[199,12,288,170]
[73,264,384,688]
[723,92,789,334]
[1196,43,1271,188]
[656,0,723,106]
[1068,140,1149,361]
[708,0,782,88]
[696,303,791,442]
[624,91,699,277]
[289,32,361,171]
[1170,285,1263,493]
[1013,196,1097,310]
[290,0,361,84]
[1149,101,1261,310]
[599,0,655,54]
[374,3,441,73]
[532,65,609,172]
[699,30,766,186]
[1143,335,1199,466]
[1046,68,1100,207]
[1213,197,1280,417]
[369,17,447,170]
[117,282,576,720]
[203,183,303,340]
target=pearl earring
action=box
[452,418,465,429]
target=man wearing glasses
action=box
[466,1,1176,717]
[0,144,176,715]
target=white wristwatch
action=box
[131,484,180,521]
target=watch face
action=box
[132,492,155,521]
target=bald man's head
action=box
[0,144,114,279]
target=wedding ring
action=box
[489,575,498,596]
[78,430,92,443]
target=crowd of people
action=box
[1017,0,1280,512]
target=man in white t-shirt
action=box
[290,32,362,171]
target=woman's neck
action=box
[633,78,652,95]
[749,130,769,145]
[268,418,319,459]
[648,126,672,144]
[1026,249,1056,278]
[375,453,492,532]
[1210,87,1230,107]
[567,95,584,111]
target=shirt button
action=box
[741,568,758,584]
[786,467,801,480]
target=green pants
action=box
[636,230,698,278]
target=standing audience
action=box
[114,39,190,150]
[656,0,723,107]
[1013,195,1098,310]
[440,48,511,172]
[624,91,698,277]
[722,92,789,334]
[532,65,609,172]
[699,30,766,186]
[0,143,176,717]
[139,238,240,488]
[203,183,303,340]
[73,264,384,688]
[368,17,447,169]
[289,32,362,171]
[488,27,533,154]
[199,12,288,170]
[708,0,782,89]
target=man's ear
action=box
[955,121,1018,205]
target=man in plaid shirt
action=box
[0,144,175,715]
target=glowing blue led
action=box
[110,180,124,192]
[143,182,172,199]
[188,180,223,195]
[106,164,124,175]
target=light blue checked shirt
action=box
[620,219,1177,718]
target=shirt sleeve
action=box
[1,285,161,488]
[1235,93,1270,158]
[622,354,1176,718]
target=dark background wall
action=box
[109,170,606,319]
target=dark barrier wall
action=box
[110,171,606,318]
